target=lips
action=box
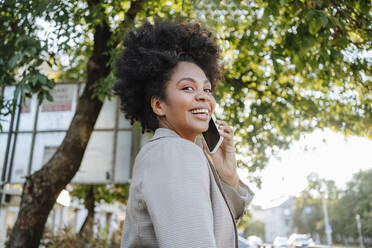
[190,108,210,120]
[191,108,209,114]
[190,105,211,112]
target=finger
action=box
[215,120,227,127]
[216,120,234,133]
[218,125,233,134]
[216,120,230,126]
[219,129,233,141]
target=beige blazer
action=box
[121,128,254,248]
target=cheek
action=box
[167,93,191,111]
[210,96,217,113]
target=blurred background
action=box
[1,0,371,247]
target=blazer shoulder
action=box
[142,136,206,161]
[138,137,208,177]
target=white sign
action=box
[41,84,74,112]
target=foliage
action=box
[243,220,265,238]
[1,0,371,177]
[196,0,371,177]
[293,173,344,242]
[336,169,372,241]
[40,226,120,248]
[70,184,130,206]
[237,209,252,230]
[69,184,128,239]
[237,209,264,238]
[293,170,372,244]
[0,0,77,124]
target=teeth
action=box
[191,109,209,114]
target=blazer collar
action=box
[149,128,181,142]
[149,128,203,147]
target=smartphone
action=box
[202,117,223,154]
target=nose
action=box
[195,90,210,101]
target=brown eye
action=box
[182,86,194,91]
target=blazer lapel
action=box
[203,152,238,248]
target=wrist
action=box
[224,173,239,190]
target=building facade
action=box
[264,196,295,243]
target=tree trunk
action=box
[79,185,95,241]
[6,1,144,246]
[6,82,104,248]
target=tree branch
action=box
[330,1,372,33]
[124,0,145,29]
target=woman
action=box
[114,20,254,248]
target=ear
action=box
[150,96,166,117]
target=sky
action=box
[238,129,372,209]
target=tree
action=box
[4,0,147,246]
[237,209,252,230]
[0,0,58,130]
[244,221,265,238]
[1,0,371,247]
[293,170,372,245]
[292,173,340,242]
[237,208,264,238]
[199,0,371,175]
[69,184,129,240]
[335,169,372,243]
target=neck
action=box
[158,121,197,142]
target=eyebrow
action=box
[176,77,211,86]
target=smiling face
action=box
[151,61,216,141]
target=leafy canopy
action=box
[1,0,371,176]
[196,0,371,175]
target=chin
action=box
[200,125,209,133]
[195,123,209,133]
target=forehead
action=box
[168,61,208,82]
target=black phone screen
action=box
[202,118,221,153]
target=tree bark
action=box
[6,1,144,247]
[79,185,95,241]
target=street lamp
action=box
[322,195,332,246]
[356,214,364,248]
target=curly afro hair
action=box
[113,20,222,132]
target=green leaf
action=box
[45,91,54,102]
[8,55,18,69]
[38,75,47,85]
[30,75,38,86]
[293,54,304,71]
[303,35,316,49]
[46,79,55,89]
[319,12,328,27]
[23,84,31,92]
[37,93,44,105]
[309,18,321,35]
